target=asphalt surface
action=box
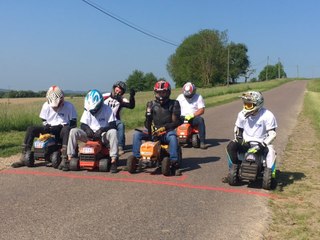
[0,80,307,240]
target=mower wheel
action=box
[262,168,273,190]
[99,158,110,172]
[69,158,80,171]
[24,150,35,167]
[228,163,239,186]
[161,157,171,176]
[51,151,61,169]
[192,134,200,148]
[127,155,137,173]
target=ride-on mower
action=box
[127,130,182,176]
[24,133,62,168]
[69,140,111,172]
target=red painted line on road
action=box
[119,171,188,181]
[1,169,277,199]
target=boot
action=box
[11,144,28,168]
[110,157,118,173]
[200,142,207,149]
[58,145,69,171]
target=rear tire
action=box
[262,168,272,190]
[69,158,80,171]
[161,157,171,176]
[99,158,110,172]
[228,164,239,186]
[51,151,61,169]
[127,155,137,173]
[192,134,200,148]
[24,150,34,167]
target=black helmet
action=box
[113,81,127,95]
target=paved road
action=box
[0,80,306,240]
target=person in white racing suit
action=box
[225,91,278,180]
[103,81,135,155]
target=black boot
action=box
[11,144,28,168]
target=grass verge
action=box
[265,80,320,239]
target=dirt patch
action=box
[0,154,20,170]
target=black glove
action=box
[130,88,136,97]
[85,128,94,139]
[44,124,51,133]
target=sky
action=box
[1,0,320,92]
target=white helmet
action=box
[241,91,264,117]
[46,85,64,108]
[84,89,103,115]
[183,82,196,98]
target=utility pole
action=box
[297,65,299,78]
[227,46,230,86]
[266,56,269,81]
[278,57,281,78]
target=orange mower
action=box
[69,140,111,172]
[177,121,200,148]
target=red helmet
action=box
[154,80,171,104]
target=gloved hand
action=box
[248,142,266,153]
[130,88,136,97]
[44,124,51,133]
[234,135,245,145]
[152,127,166,136]
[85,128,94,139]
[248,145,260,154]
[185,114,194,121]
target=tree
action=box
[126,70,158,92]
[167,29,228,87]
[228,42,250,83]
[258,62,287,81]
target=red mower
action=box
[177,121,200,148]
[69,140,111,172]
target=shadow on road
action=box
[178,156,220,174]
[205,138,230,147]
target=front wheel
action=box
[228,164,239,186]
[191,134,200,148]
[262,168,273,190]
[99,158,110,172]
[51,151,61,169]
[24,150,35,167]
[69,158,80,171]
[161,157,171,176]
[127,155,138,173]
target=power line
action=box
[81,0,179,47]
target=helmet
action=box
[154,80,171,104]
[183,82,196,98]
[241,91,264,117]
[112,81,127,96]
[46,85,64,109]
[84,89,104,115]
